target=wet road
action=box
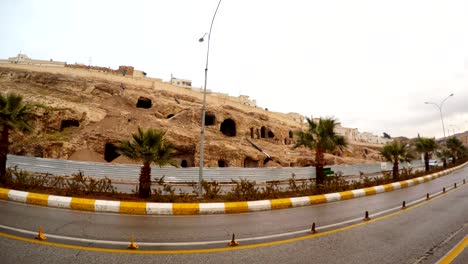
[0,166,466,263]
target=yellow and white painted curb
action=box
[0,162,466,215]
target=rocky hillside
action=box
[0,65,384,168]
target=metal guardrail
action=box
[6,155,424,183]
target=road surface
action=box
[0,166,466,263]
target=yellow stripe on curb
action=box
[26,193,49,206]
[0,188,9,200]
[120,202,147,214]
[339,191,354,200]
[173,203,200,215]
[224,202,248,214]
[70,198,96,211]
[363,187,376,196]
[309,195,327,204]
[0,181,464,255]
[399,181,408,188]
[412,178,420,185]
[270,198,292,210]
[383,184,393,192]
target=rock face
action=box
[0,65,384,167]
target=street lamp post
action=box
[424,93,454,139]
[198,0,222,198]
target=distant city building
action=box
[0,54,65,67]
[238,95,257,107]
[286,112,305,124]
[170,75,192,88]
[0,54,147,78]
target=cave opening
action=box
[136,96,152,108]
[205,113,216,126]
[220,118,236,137]
[260,126,266,138]
[60,119,80,131]
[268,130,275,138]
[104,143,120,162]
[167,114,175,119]
[289,130,293,138]
[181,160,188,168]
[250,127,254,139]
[243,157,258,168]
[218,160,227,167]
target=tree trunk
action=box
[0,127,9,184]
[392,161,399,181]
[443,159,447,167]
[315,148,325,185]
[139,163,151,198]
[424,152,429,172]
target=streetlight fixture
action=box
[198,0,222,198]
[424,93,454,139]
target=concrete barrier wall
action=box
[6,154,424,183]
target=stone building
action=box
[0,54,65,67]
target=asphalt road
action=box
[0,166,467,263]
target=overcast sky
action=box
[1,0,467,138]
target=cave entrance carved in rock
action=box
[268,130,275,138]
[218,160,227,167]
[60,119,80,131]
[243,157,258,168]
[205,113,216,126]
[136,96,152,108]
[104,143,120,162]
[260,126,266,138]
[220,118,236,137]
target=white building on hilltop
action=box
[0,54,65,67]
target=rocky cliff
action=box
[0,65,384,168]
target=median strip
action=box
[0,162,466,215]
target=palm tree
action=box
[380,140,414,180]
[415,137,437,172]
[446,137,465,164]
[293,117,347,185]
[117,127,178,198]
[436,147,451,167]
[0,93,34,183]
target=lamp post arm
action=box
[199,0,222,198]
[204,0,222,72]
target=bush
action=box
[226,178,261,201]
[4,167,116,196]
[201,180,222,199]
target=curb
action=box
[0,162,466,215]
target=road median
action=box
[0,162,466,215]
